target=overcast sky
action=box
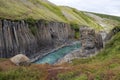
[48,0,120,16]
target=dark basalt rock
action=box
[95,33,103,50]
[0,20,38,58]
[0,19,75,58]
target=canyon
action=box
[0,19,105,64]
[0,19,75,58]
[0,0,119,64]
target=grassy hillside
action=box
[60,6,103,30]
[0,0,119,31]
[0,0,67,22]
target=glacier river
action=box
[35,42,81,64]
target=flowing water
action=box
[35,42,81,64]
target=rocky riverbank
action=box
[57,27,105,64]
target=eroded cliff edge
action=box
[0,19,75,58]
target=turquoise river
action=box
[35,42,81,64]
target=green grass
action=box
[0,67,46,80]
[57,71,88,80]
[0,0,119,31]
[0,0,64,21]
[71,8,103,30]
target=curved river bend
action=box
[35,42,81,64]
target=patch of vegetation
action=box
[0,67,46,80]
[29,26,38,36]
[57,70,89,80]
[70,23,79,30]
[25,18,37,26]
[70,23,80,39]
[57,71,81,80]
[25,18,38,35]
[74,31,80,39]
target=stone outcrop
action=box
[80,27,103,54]
[10,54,30,66]
[0,19,75,58]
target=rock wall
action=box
[36,20,74,48]
[0,19,74,58]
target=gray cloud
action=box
[48,0,120,16]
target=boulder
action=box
[10,54,30,66]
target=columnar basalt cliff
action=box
[0,20,75,58]
[0,20,38,58]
